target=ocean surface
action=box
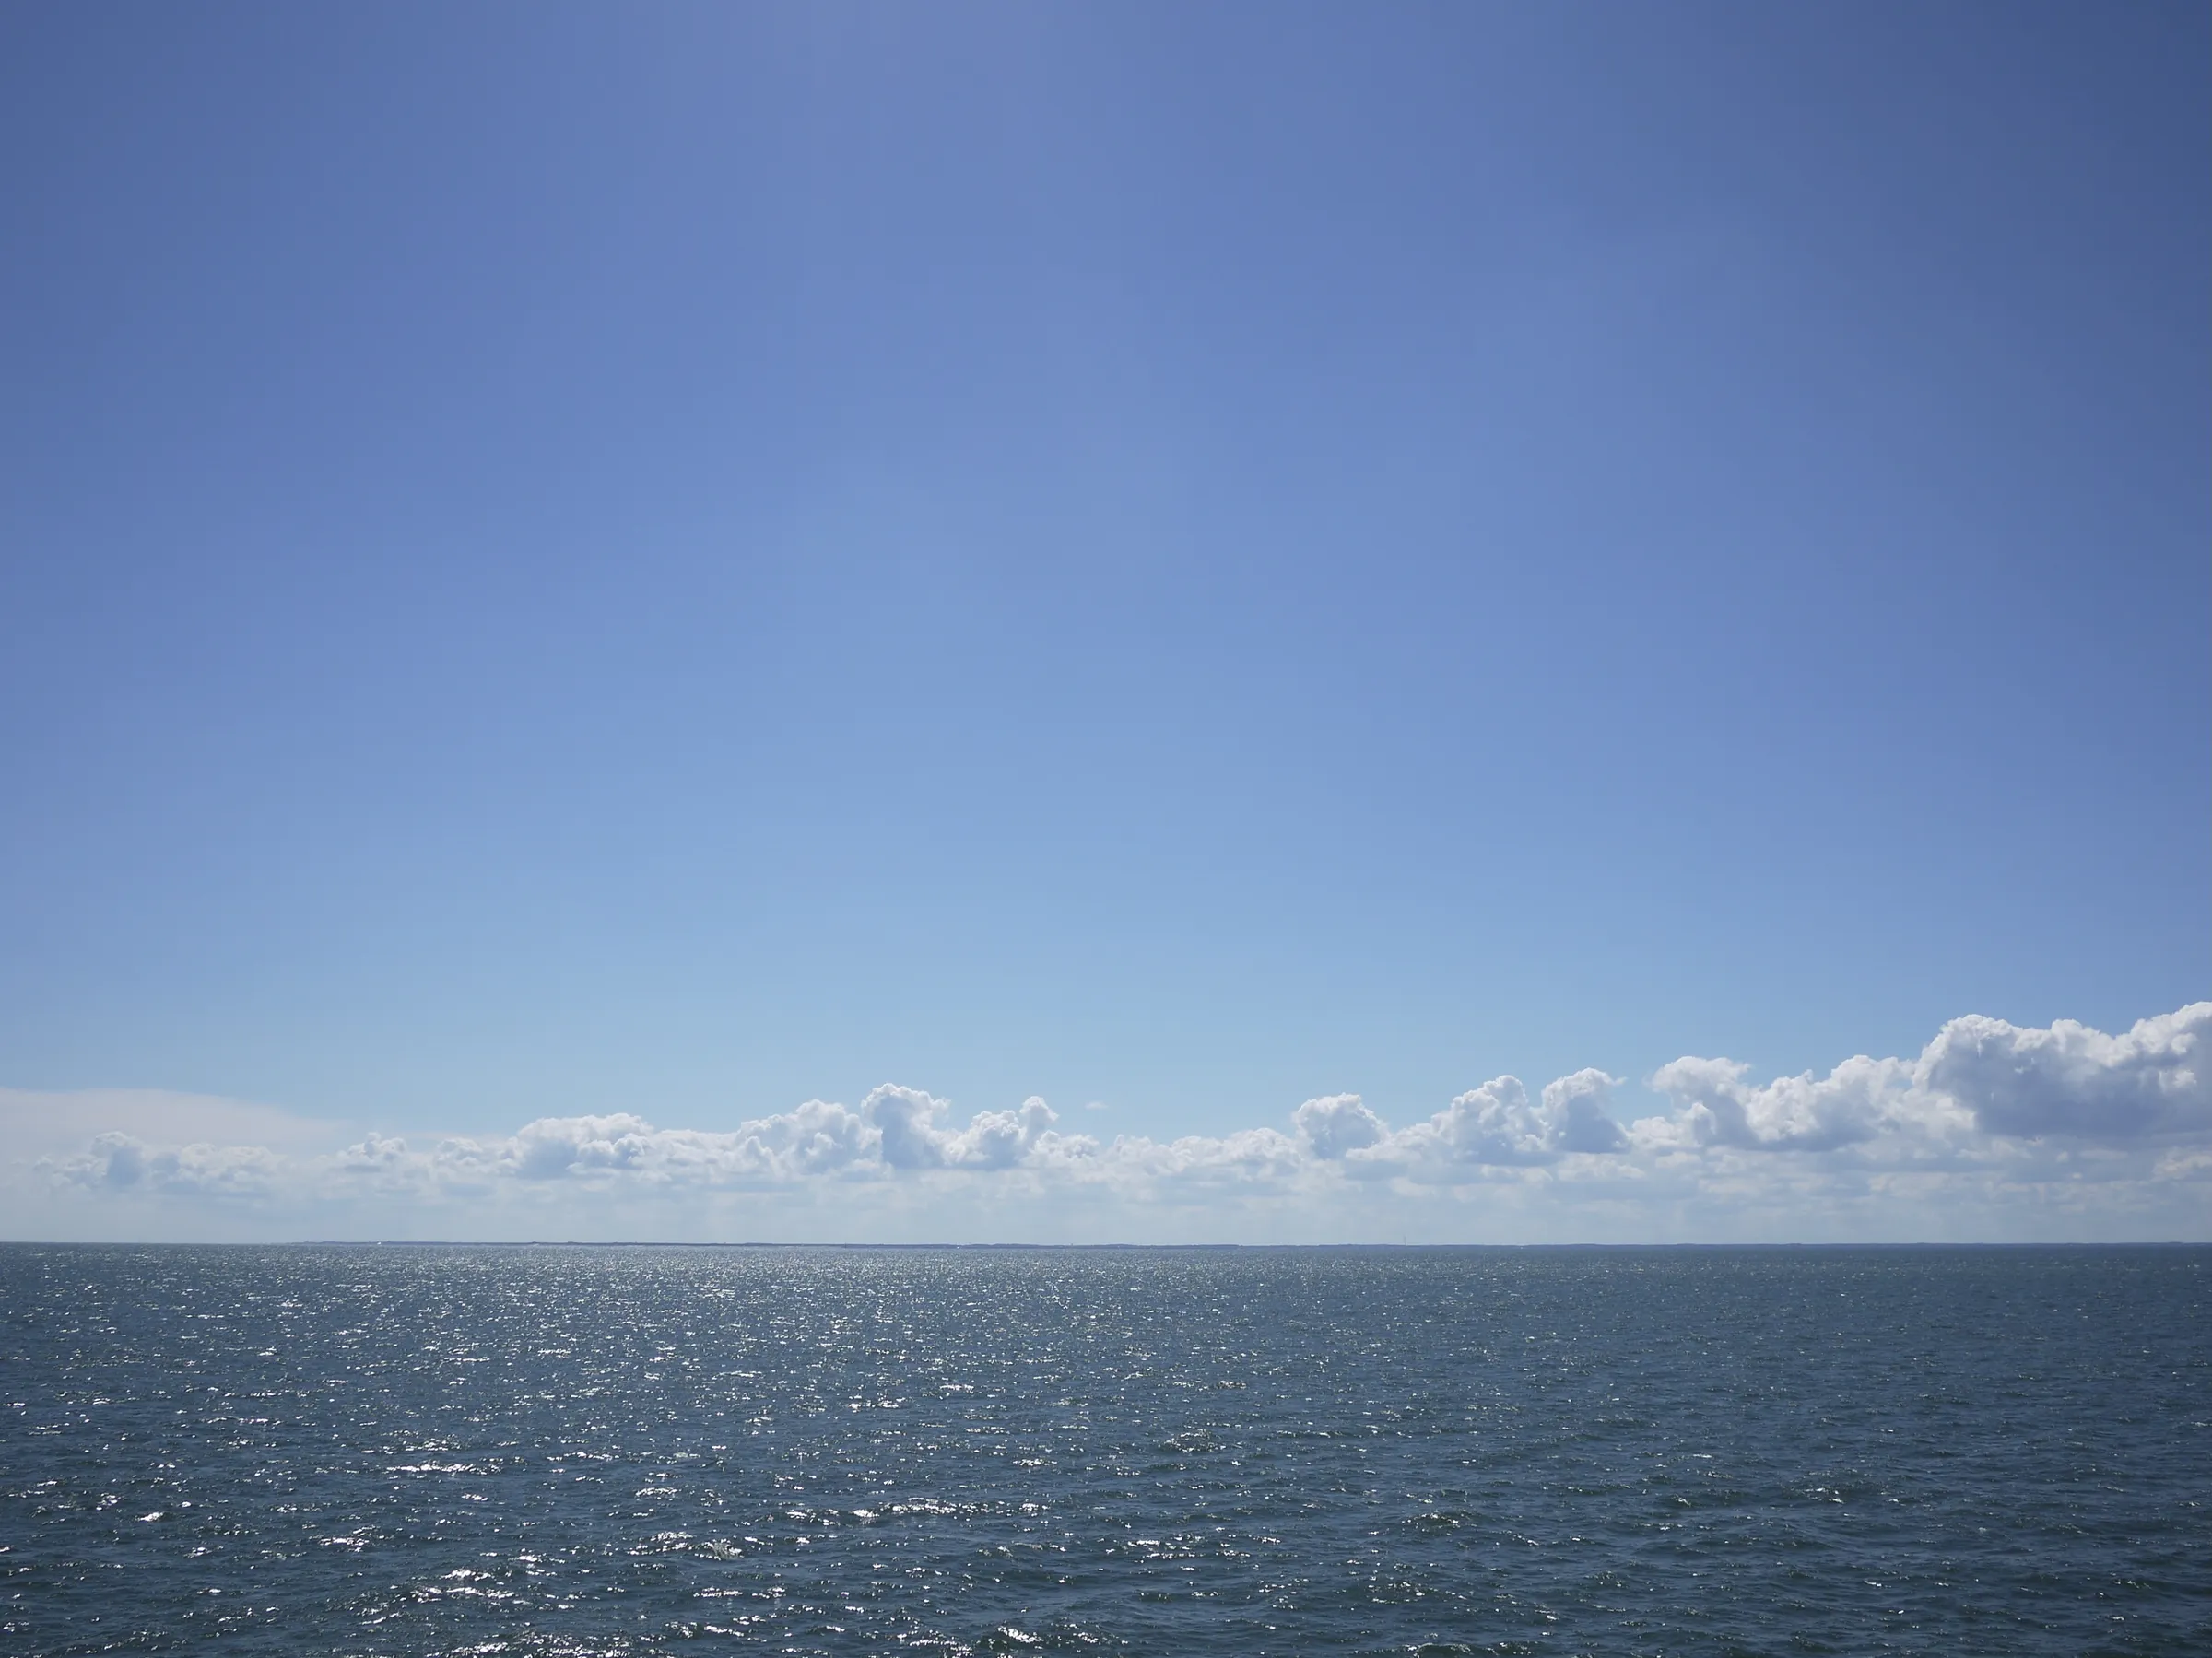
[3,1245,2206,1655]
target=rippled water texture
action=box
[4,1245,2207,1654]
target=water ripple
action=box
[2,1244,2206,1653]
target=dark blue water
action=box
[3,1245,2206,1655]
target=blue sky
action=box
[2,4,2206,1240]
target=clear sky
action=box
[3,3,2206,1241]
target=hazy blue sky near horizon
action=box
[3,1,2206,1161]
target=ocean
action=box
[3,1243,2206,1654]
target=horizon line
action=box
[4,1238,2206,1251]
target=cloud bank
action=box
[7,1004,2208,1242]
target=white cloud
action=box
[331,1098,883,1194]
[1643,1053,1933,1153]
[1097,1127,1308,1194]
[46,1131,287,1197]
[8,1003,2209,1241]
[1352,1069,1629,1176]
[1546,1069,1632,1154]
[863,1085,1064,1170]
[1632,1003,2212,1166]
[1293,1093,1385,1158]
[1922,1005,2209,1141]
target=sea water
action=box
[3,1244,2206,1654]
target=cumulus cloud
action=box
[1645,1053,1926,1153]
[1546,1070,1632,1154]
[1356,1069,1629,1176]
[11,1004,2210,1241]
[45,1131,286,1197]
[1923,1005,2209,1141]
[1294,1094,1385,1158]
[1632,1003,2212,1163]
[864,1086,1068,1170]
[335,1098,883,1194]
